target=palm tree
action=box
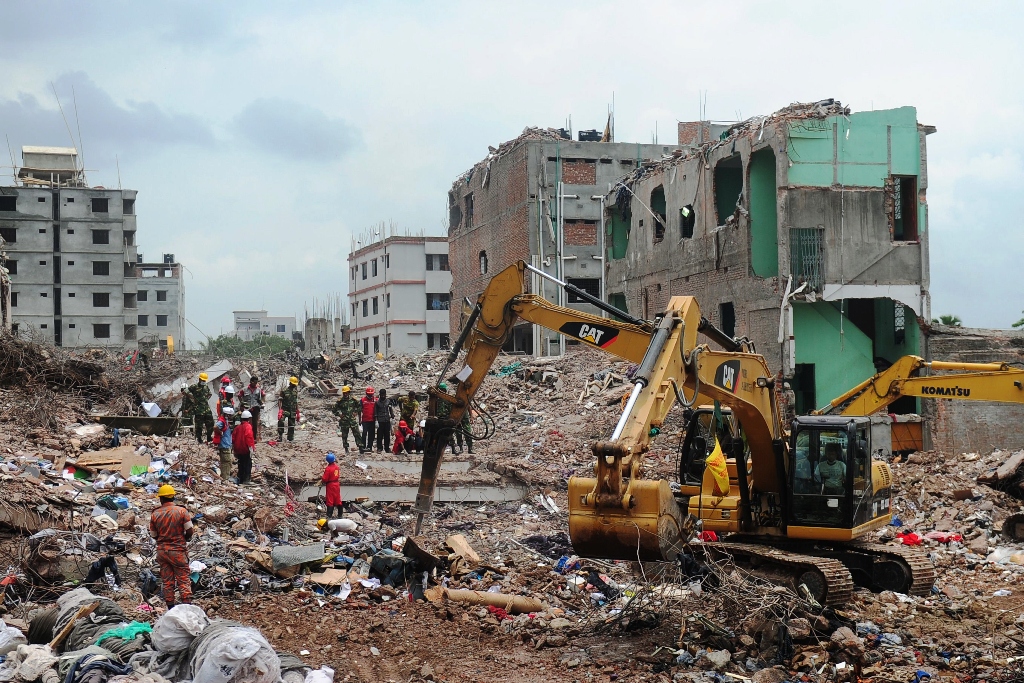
[1013,311,1024,329]
[931,314,962,327]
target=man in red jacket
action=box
[359,387,376,454]
[321,452,341,518]
[233,410,256,484]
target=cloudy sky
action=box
[1,0,1021,343]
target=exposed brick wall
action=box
[562,160,596,185]
[448,144,531,336]
[564,220,597,246]
[678,121,712,147]
[924,327,1024,453]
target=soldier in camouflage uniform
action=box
[332,385,360,452]
[398,390,419,425]
[190,373,214,444]
[278,376,299,442]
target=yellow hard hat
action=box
[341,386,351,393]
[317,518,327,528]
[156,484,176,498]
[289,376,299,385]
[199,373,209,382]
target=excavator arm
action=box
[817,355,1024,416]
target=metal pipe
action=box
[611,381,644,440]
[592,195,606,318]
[558,181,566,357]
[524,263,647,327]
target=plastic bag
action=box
[151,605,210,653]
[192,627,279,683]
[0,620,27,655]
[305,667,334,683]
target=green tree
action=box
[203,333,296,357]
[1013,311,1024,329]
[930,314,962,327]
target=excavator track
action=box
[707,541,855,607]
[846,542,936,596]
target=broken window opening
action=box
[426,293,450,310]
[650,185,666,243]
[93,261,110,276]
[449,194,463,231]
[719,302,736,338]
[92,229,109,245]
[91,198,108,213]
[713,155,744,225]
[680,204,695,239]
[891,175,918,242]
[123,198,135,215]
[479,250,488,275]
[124,293,136,309]
[93,323,110,339]
[373,336,380,354]
[464,193,474,229]
[5,260,16,274]
[567,278,600,303]
[362,338,369,355]
[748,147,779,277]
[0,195,16,212]
[0,227,17,243]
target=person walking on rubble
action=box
[149,484,194,609]
[215,406,235,481]
[321,452,342,518]
[374,388,394,453]
[179,385,195,430]
[454,412,474,454]
[359,387,376,454]
[234,410,256,484]
[277,376,300,442]
[190,373,215,444]
[398,390,419,425]
[240,376,266,440]
[332,385,360,452]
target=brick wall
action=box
[924,327,1024,453]
[564,220,597,246]
[448,144,531,336]
[562,160,596,185]
[678,121,712,147]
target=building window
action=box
[373,336,380,353]
[892,176,918,241]
[123,198,135,215]
[10,292,16,307]
[0,196,16,212]
[680,204,695,239]
[68,323,74,328]
[464,193,474,228]
[362,299,368,317]
[138,315,149,326]
[137,290,148,302]
[426,293,450,310]
[372,258,378,277]
[566,278,600,303]
[650,185,666,243]
[93,292,109,307]
[372,297,379,315]
[384,254,389,269]
[426,254,434,271]
[0,227,16,242]
[156,290,167,302]
[39,260,46,266]
[386,333,391,348]
[438,253,449,271]
[894,303,906,345]
[93,261,110,276]
[361,262,367,280]
[479,250,488,275]
[67,229,74,234]
[93,324,111,339]
[351,302,357,317]
[38,228,46,234]
[92,229,110,245]
[66,197,74,203]
[91,198,109,213]
[276,324,286,333]
[5,260,16,274]
[351,265,356,281]
[714,155,744,225]
[157,315,168,327]
[40,291,48,297]
[363,338,369,354]
[719,302,736,338]
[427,333,451,350]
[386,293,390,308]
[790,228,824,291]
[68,292,75,297]
[40,324,47,329]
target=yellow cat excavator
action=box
[412,261,943,605]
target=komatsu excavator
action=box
[412,260,1017,605]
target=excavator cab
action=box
[787,416,889,538]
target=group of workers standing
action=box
[331,384,473,455]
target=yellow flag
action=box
[704,437,730,496]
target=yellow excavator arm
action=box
[817,355,1024,416]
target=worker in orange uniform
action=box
[149,484,194,608]
[321,452,342,518]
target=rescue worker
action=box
[434,382,455,452]
[331,386,360,452]
[393,420,417,454]
[398,390,419,425]
[375,388,393,453]
[190,373,214,444]
[233,410,256,484]
[454,412,474,454]
[217,376,235,415]
[149,484,194,608]
[179,386,195,426]
[277,376,299,442]
[240,376,265,440]
[359,387,376,454]
[214,407,235,481]
[321,452,342,518]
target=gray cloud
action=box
[233,98,360,162]
[0,72,213,160]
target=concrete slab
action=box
[296,483,527,504]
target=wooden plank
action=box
[445,534,481,565]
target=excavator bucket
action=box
[567,476,690,561]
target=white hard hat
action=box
[419,420,426,428]
[222,407,235,416]
[241,410,252,419]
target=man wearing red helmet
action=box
[359,387,376,454]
